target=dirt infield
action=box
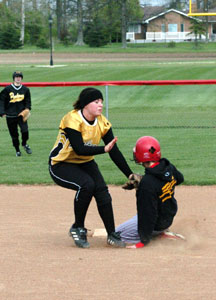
[0,185,216,300]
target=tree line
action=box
[0,0,142,49]
[1,0,215,50]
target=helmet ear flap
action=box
[133,136,161,164]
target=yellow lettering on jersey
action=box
[159,176,177,202]
[84,140,98,147]
[9,92,24,103]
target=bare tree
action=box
[63,0,67,38]
[75,0,85,45]
[32,0,38,10]
[121,0,127,48]
[20,0,25,45]
[56,0,63,39]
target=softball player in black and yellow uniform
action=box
[0,71,32,156]
[49,88,134,248]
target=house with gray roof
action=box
[126,7,216,43]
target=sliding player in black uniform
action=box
[0,71,32,156]
[118,136,184,248]
[49,87,135,248]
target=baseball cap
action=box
[13,71,23,79]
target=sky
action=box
[140,0,168,5]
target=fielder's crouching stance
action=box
[49,87,135,249]
[118,136,184,249]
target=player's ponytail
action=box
[73,99,81,110]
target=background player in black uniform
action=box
[0,71,32,156]
[118,136,184,248]
[49,87,134,248]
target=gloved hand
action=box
[18,108,30,122]
[122,173,143,190]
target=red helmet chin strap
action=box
[150,162,160,168]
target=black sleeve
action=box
[172,164,184,185]
[25,87,31,110]
[0,88,6,115]
[64,127,105,156]
[102,128,133,178]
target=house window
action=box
[168,24,178,32]
[128,24,141,33]
[181,24,184,32]
[212,24,216,34]
[161,24,166,32]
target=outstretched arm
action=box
[102,128,133,178]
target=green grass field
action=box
[1,41,216,53]
[0,50,216,185]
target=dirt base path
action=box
[1,52,216,64]
[0,185,216,300]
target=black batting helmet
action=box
[12,71,23,79]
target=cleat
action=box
[23,144,32,154]
[160,231,186,240]
[107,232,126,248]
[16,151,21,157]
[68,226,90,248]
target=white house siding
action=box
[126,31,207,42]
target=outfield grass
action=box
[1,41,216,54]
[0,57,216,185]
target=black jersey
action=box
[0,84,31,117]
[136,158,184,244]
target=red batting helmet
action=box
[133,136,161,163]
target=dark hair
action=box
[73,87,103,109]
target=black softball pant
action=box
[49,160,115,234]
[6,116,29,151]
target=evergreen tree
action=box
[0,23,22,49]
[84,17,109,47]
[188,18,206,47]
[25,11,45,45]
